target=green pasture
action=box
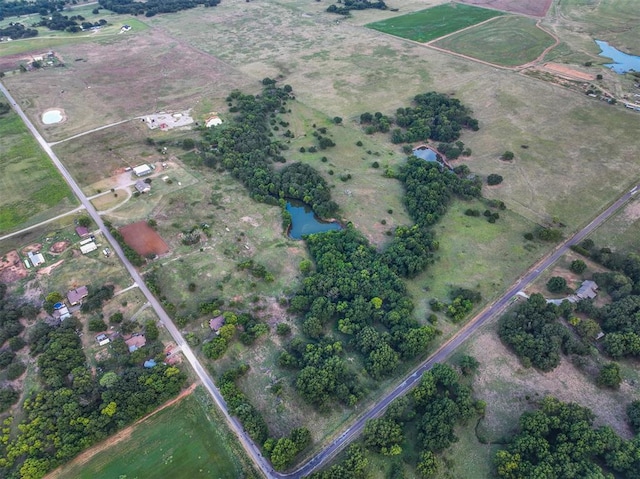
[434,16,557,67]
[54,392,249,479]
[587,194,640,253]
[366,3,503,43]
[0,17,149,58]
[0,109,75,233]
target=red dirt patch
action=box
[0,250,28,283]
[49,241,70,254]
[457,0,553,17]
[539,62,596,81]
[119,221,169,257]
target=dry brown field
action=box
[119,221,169,256]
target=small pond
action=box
[412,146,438,162]
[286,201,342,240]
[595,40,640,74]
[42,109,64,124]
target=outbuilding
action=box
[133,164,153,177]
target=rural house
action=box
[576,280,598,300]
[67,285,88,306]
[96,334,110,346]
[75,226,90,238]
[27,251,45,267]
[125,335,146,352]
[135,180,151,194]
[209,315,224,332]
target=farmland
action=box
[366,3,503,43]
[0,107,75,234]
[433,15,557,67]
[47,390,255,479]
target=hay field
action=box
[366,3,504,43]
[0,109,75,234]
[433,15,557,67]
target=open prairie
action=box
[458,0,553,17]
[0,108,75,234]
[433,15,557,67]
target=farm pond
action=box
[412,146,438,162]
[286,201,342,240]
[42,109,64,124]
[596,40,640,74]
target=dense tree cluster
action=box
[281,226,438,406]
[80,284,115,313]
[0,310,186,477]
[496,396,640,479]
[361,91,479,144]
[326,0,387,16]
[0,284,32,351]
[98,0,220,17]
[308,444,369,479]
[201,86,338,219]
[0,0,65,20]
[498,294,588,371]
[0,23,38,39]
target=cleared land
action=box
[48,391,252,479]
[120,221,169,256]
[0,108,75,234]
[458,0,553,17]
[433,16,557,67]
[366,3,503,43]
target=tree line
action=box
[311,362,483,478]
[0,23,38,39]
[98,0,220,17]
[0,0,66,21]
[326,0,388,16]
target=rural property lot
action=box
[433,15,557,67]
[458,0,553,18]
[2,28,252,142]
[366,3,503,43]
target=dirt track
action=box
[457,0,554,17]
[44,382,197,479]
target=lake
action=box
[595,40,640,74]
[412,146,438,162]
[42,109,63,124]
[286,201,342,240]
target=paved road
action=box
[3,80,638,479]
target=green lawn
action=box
[0,109,75,233]
[366,3,503,43]
[434,16,557,67]
[55,392,252,479]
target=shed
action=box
[205,116,223,128]
[96,334,110,346]
[80,242,97,254]
[27,251,45,267]
[75,226,90,238]
[53,304,71,321]
[576,280,598,300]
[67,286,89,305]
[135,180,151,193]
[133,164,152,177]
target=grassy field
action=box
[433,15,557,67]
[0,108,75,234]
[587,192,640,252]
[51,390,254,479]
[366,3,503,43]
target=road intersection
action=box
[1,80,637,478]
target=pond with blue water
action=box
[595,40,640,74]
[286,201,342,240]
[412,146,438,162]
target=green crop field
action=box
[0,108,75,233]
[433,16,557,67]
[53,392,251,479]
[366,3,503,43]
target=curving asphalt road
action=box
[2,80,638,479]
